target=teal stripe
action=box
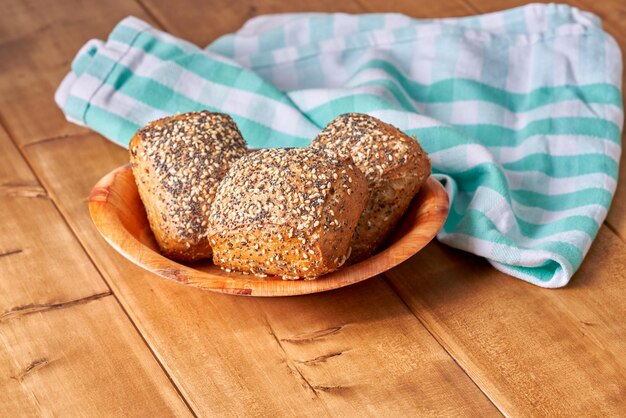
[74,63,311,147]
[457,118,621,144]
[103,27,624,118]
[356,60,622,110]
[111,25,197,55]
[207,34,236,58]
[500,261,561,282]
[109,24,145,46]
[359,14,386,31]
[447,209,584,268]
[308,15,336,42]
[445,204,599,240]
[112,29,187,60]
[108,26,295,105]
[502,154,619,178]
[295,53,326,89]
[85,53,296,117]
[63,96,89,122]
[72,46,99,75]
[85,105,142,146]
[305,96,620,143]
[440,163,511,199]
[517,216,599,239]
[73,94,309,149]
[511,188,613,211]
[259,28,286,51]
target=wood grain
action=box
[378,3,626,413]
[140,0,474,46]
[385,228,626,415]
[0,127,191,416]
[0,0,153,145]
[0,1,496,412]
[0,127,107,307]
[24,132,497,416]
[0,296,190,417]
[89,165,448,296]
[0,0,624,415]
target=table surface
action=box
[1,0,625,416]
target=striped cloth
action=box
[55,4,623,288]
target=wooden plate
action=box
[89,165,449,296]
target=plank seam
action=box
[383,274,506,416]
[133,0,168,30]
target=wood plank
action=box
[391,0,626,413]
[0,0,153,145]
[0,0,501,413]
[140,0,473,47]
[385,230,626,416]
[0,127,191,416]
[0,296,191,417]
[24,132,499,416]
[0,125,108,314]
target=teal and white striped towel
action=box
[55,3,623,288]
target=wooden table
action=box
[1,0,625,416]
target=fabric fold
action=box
[55,3,623,287]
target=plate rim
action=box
[89,164,449,297]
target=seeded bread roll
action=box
[208,148,368,279]
[312,113,431,262]
[130,111,247,261]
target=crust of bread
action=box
[208,148,368,278]
[129,111,247,261]
[312,113,431,262]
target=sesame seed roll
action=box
[312,113,431,262]
[130,111,247,261]
[208,148,368,279]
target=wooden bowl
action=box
[89,165,449,296]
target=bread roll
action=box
[208,148,368,279]
[129,111,247,261]
[312,113,431,262]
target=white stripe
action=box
[383,14,412,30]
[95,45,318,138]
[326,66,624,123]
[409,25,440,85]
[490,260,569,288]
[493,135,621,164]
[512,201,607,225]
[237,14,302,36]
[233,36,257,68]
[479,10,508,35]
[438,232,573,288]
[459,186,596,247]
[72,76,169,125]
[552,31,580,86]
[504,170,616,195]
[454,37,484,80]
[55,72,78,108]
[286,17,311,47]
[332,14,360,39]
[454,187,609,227]
[69,75,106,102]
[367,109,447,130]
[429,143,617,191]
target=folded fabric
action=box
[55,3,623,287]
